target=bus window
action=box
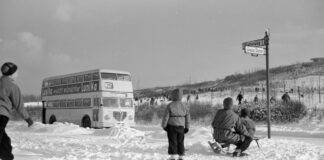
[120,98,132,107]
[75,98,83,107]
[76,75,83,83]
[74,84,81,93]
[83,98,91,107]
[42,88,48,96]
[67,100,75,107]
[62,77,69,84]
[117,74,131,81]
[82,82,91,92]
[93,98,100,106]
[102,98,118,107]
[47,101,54,107]
[84,73,92,81]
[93,72,99,80]
[53,101,60,107]
[60,100,67,108]
[101,73,117,80]
[92,81,99,91]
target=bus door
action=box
[92,97,100,128]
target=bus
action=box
[41,69,135,128]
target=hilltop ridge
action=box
[135,59,324,98]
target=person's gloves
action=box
[25,118,34,127]
[184,128,189,134]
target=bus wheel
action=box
[82,116,91,128]
[49,115,56,124]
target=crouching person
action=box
[211,97,252,157]
[161,89,190,160]
[0,62,33,160]
[240,108,256,138]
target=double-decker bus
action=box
[41,69,135,128]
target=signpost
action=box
[242,30,271,139]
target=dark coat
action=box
[0,76,30,119]
[211,109,249,144]
[241,117,256,137]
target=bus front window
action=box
[103,98,118,107]
[120,98,132,107]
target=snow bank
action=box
[93,125,145,139]
[7,121,94,135]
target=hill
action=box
[135,59,324,98]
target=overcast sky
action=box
[1,0,323,95]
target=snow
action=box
[5,121,324,160]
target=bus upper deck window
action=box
[117,74,131,81]
[101,73,117,80]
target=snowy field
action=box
[6,121,324,160]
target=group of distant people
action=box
[161,89,255,160]
[237,91,291,105]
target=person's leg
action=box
[0,115,14,160]
[167,125,178,156]
[238,136,252,152]
[233,135,252,157]
[176,126,185,156]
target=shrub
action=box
[247,100,307,123]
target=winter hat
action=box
[1,62,18,76]
[241,108,251,117]
[223,97,233,110]
[171,89,183,101]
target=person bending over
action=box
[211,97,252,157]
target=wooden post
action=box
[265,31,271,139]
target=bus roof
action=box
[43,69,131,81]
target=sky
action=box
[0,0,323,95]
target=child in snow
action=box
[240,108,256,138]
[0,62,34,160]
[211,97,252,157]
[161,89,190,160]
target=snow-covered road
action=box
[6,121,324,160]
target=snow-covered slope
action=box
[6,121,324,160]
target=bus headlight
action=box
[104,115,110,120]
[128,115,133,120]
[105,82,113,89]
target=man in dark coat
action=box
[162,89,190,160]
[236,92,243,104]
[211,97,252,157]
[282,92,290,103]
[0,62,34,160]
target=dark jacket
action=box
[0,76,30,119]
[241,117,256,137]
[211,109,249,143]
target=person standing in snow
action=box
[282,92,290,103]
[253,95,258,104]
[236,91,243,105]
[0,62,34,160]
[211,97,252,157]
[161,89,190,160]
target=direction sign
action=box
[245,46,265,55]
[242,38,265,49]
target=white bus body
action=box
[41,69,135,128]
